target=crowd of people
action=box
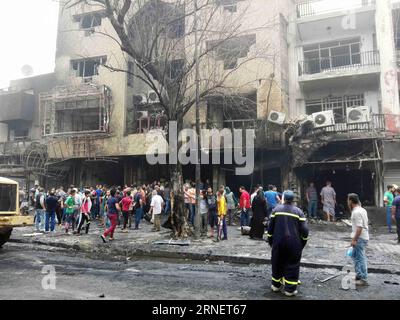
[23,179,400,297]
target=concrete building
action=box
[289,0,400,206]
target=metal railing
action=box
[308,114,387,136]
[299,51,380,76]
[297,0,376,19]
[195,119,286,148]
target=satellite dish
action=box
[21,65,34,77]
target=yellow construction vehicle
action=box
[0,177,34,247]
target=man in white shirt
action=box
[150,190,164,232]
[348,193,369,286]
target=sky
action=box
[0,0,59,88]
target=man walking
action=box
[306,182,318,219]
[35,187,46,232]
[391,186,400,244]
[267,190,309,297]
[384,185,395,233]
[45,190,58,233]
[239,186,251,227]
[320,181,336,222]
[75,190,92,235]
[149,190,164,232]
[348,193,369,286]
[101,189,121,242]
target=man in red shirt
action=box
[239,186,251,227]
[121,191,133,232]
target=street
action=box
[1,242,399,300]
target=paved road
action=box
[0,242,399,300]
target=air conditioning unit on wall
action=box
[147,90,160,103]
[133,94,147,105]
[137,111,149,119]
[267,110,286,125]
[346,106,371,124]
[312,110,335,128]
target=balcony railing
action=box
[297,0,376,19]
[306,114,387,137]
[195,119,286,149]
[298,51,380,76]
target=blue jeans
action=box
[240,209,249,227]
[386,206,392,232]
[135,207,143,229]
[164,200,171,215]
[45,210,56,232]
[308,201,318,219]
[218,216,227,239]
[352,238,368,281]
[35,209,45,231]
[189,204,195,225]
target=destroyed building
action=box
[0,0,399,210]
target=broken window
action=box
[305,94,365,123]
[71,57,107,78]
[80,13,102,29]
[167,59,185,79]
[207,34,256,70]
[167,17,185,38]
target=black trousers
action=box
[396,217,400,241]
[271,241,302,293]
[122,211,129,229]
[77,212,91,234]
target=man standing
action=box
[101,189,121,242]
[384,185,395,233]
[264,185,281,217]
[391,186,400,244]
[120,190,133,232]
[306,182,318,220]
[348,193,369,286]
[267,190,309,297]
[320,181,336,222]
[35,187,46,232]
[239,186,251,227]
[206,187,218,239]
[45,190,58,233]
[149,190,164,232]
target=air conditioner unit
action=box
[147,90,160,103]
[346,106,371,124]
[312,110,335,128]
[267,111,286,125]
[137,111,149,119]
[133,94,147,105]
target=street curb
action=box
[8,237,400,275]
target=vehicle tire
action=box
[0,227,13,248]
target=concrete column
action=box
[288,6,302,120]
[376,0,400,133]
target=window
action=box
[127,61,134,87]
[168,18,185,39]
[303,38,361,74]
[80,13,102,29]
[167,59,184,79]
[207,34,256,70]
[71,57,107,78]
[305,94,365,123]
[216,0,239,12]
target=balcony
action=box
[197,119,286,149]
[0,90,35,122]
[297,0,376,19]
[303,114,388,140]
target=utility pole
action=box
[194,0,202,239]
